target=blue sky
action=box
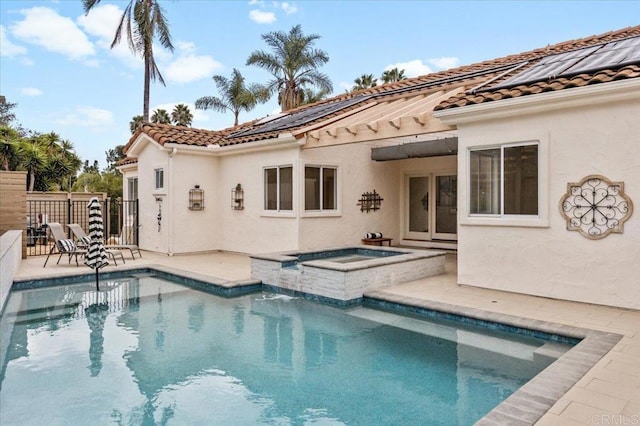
[1,0,638,167]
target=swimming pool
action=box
[0,273,575,425]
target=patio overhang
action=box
[371,137,458,161]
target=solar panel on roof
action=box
[490,35,640,90]
[493,45,600,88]
[228,95,371,138]
[561,36,640,76]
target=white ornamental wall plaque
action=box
[560,174,633,240]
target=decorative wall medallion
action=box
[560,174,633,240]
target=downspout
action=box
[167,147,177,256]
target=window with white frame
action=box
[154,168,164,190]
[264,166,293,211]
[305,166,337,211]
[154,169,164,189]
[127,177,138,216]
[469,142,538,216]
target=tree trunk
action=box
[143,53,150,122]
[29,169,35,192]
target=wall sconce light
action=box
[189,185,205,211]
[231,183,244,210]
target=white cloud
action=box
[165,54,222,84]
[429,56,460,70]
[249,9,276,24]
[248,0,265,5]
[385,60,433,78]
[0,25,28,57]
[281,2,298,14]
[22,87,43,96]
[10,7,95,60]
[56,106,114,128]
[76,4,139,68]
[175,41,196,54]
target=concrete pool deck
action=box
[11,251,640,425]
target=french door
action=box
[405,172,457,241]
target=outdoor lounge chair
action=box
[43,222,86,267]
[68,223,140,260]
[43,222,125,268]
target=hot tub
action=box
[250,246,446,304]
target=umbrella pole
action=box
[95,268,100,292]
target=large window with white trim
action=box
[264,166,293,211]
[305,166,337,211]
[469,143,538,216]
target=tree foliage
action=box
[151,108,171,124]
[83,0,174,122]
[381,67,407,84]
[247,25,333,111]
[196,69,269,126]
[351,74,378,91]
[171,103,193,127]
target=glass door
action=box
[406,176,430,240]
[404,173,457,241]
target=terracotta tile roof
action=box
[116,156,137,166]
[434,26,640,111]
[122,25,640,156]
[435,64,640,110]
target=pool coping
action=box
[8,265,623,425]
[363,290,624,426]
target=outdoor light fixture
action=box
[189,185,205,211]
[231,183,244,210]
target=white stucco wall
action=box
[167,153,219,254]
[134,141,170,253]
[298,142,456,250]
[215,146,301,254]
[452,90,640,309]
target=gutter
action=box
[206,133,304,155]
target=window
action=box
[154,169,164,190]
[469,143,538,216]
[264,166,292,211]
[305,166,337,211]
[128,177,138,200]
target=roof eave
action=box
[433,78,640,125]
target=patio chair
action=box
[43,222,87,267]
[68,223,139,261]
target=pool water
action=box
[0,275,571,425]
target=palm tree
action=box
[246,25,333,112]
[0,125,21,170]
[195,68,269,126]
[171,104,193,127]
[17,141,46,192]
[130,115,144,134]
[381,67,407,84]
[352,74,377,91]
[151,109,171,124]
[83,0,174,122]
[299,87,331,106]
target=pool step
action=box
[533,341,571,362]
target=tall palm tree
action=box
[352,74,378,91]
[130,115,144,134]
[83,0,174,122]
[171,104,193,127]
[151,109,171,124]
[381,67,407,84]
[195,68,269,126]
[246,25,333,112]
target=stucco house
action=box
[119,25,640,310]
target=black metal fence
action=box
[26,199,138,256]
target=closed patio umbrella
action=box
[85,197,109,291]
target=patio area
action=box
[11,250,640,425]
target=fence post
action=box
[67,198,72,238]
